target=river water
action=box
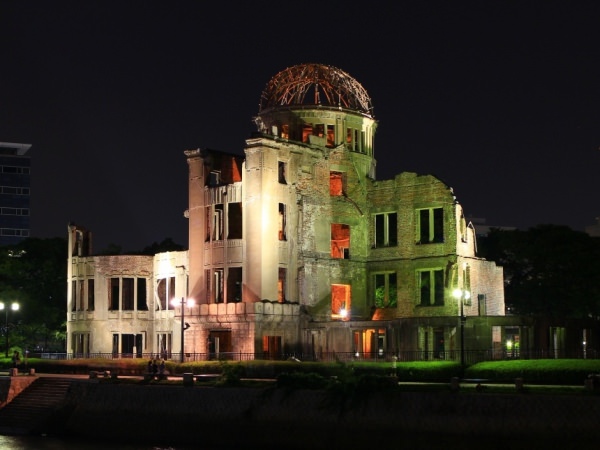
[0,435,195,450]
[2,433,599,450]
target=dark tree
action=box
[479,225,600,320]
[137,238,185,255]
[0,237,68,351]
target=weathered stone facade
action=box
[66,64,506,361]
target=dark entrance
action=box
[208,330,232,359]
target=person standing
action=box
[12,350,20,370]
[158,359,166,380]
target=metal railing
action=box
[32,348,600,363]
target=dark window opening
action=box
[314,123,324,137]
[228,202,242,239]
[419,270,444,306]
[71,281,76,311]
[87,279,95,311]
[478,294,487,316]
[227,267,242,303]
[109,278,119,310]
[418,208,444,244]
[209,171,220,186]
[121,334,142,357]
[78,280,84,311]
[137,278,147,311]
[278,161,287,184]
[112,334,119,357]
[263,335,282,359]
[374,212,398,247]
[122,278,134,310]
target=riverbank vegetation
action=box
[3,357,600,388]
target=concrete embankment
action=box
[55,380,600,448]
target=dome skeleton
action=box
[259,63,374,117]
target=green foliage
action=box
[466,359,600,385]
[136,238,185,256]
[5,358,600,390]
[0,238,68,352]
[96,243,123,255]
[374,285,397,308]
[0,236,186,355]
[216,360,243,386]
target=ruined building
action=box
[67,63,507,361]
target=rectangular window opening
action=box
[87,279,95,311]
[278,203,287,241]
[278,267,286,303]
[326,125,335,147]
[374,272,397,308]
[419,269,444,306]
[122,278,134,310]
[278,161,287,184]
[227,267,242,303]
[213,204,224,240]
[137,278,147,311]
[418,208,444,244]
[109,278,119,310]
[228,202,242,239]
[330,171,344,196]
[214,269,224,303]
[331,284,351,320]
[374,212,397,247]
[331,223,350,259]
[209,171,220,186]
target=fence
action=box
[33,348,600,363]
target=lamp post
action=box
[0,301,19,357]
[171,297,194,363]
[452,289,470,369]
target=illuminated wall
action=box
[66,64,506,360]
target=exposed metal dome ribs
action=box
[259,63,374,117]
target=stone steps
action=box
[0,377,73,435]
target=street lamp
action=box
[452,289,470,369]
[0,301,20,358]
[171,297,194,363]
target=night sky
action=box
[1,2,599,252]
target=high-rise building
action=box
[0,142,31,246]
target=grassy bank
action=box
[3,357,600,387]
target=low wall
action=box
[57,381,600,448]
[0,374,37,408]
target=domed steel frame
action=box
[259,63,374,117]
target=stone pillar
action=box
[450,377,460,391]
[515,377,524,391]
[183,373,194,387]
